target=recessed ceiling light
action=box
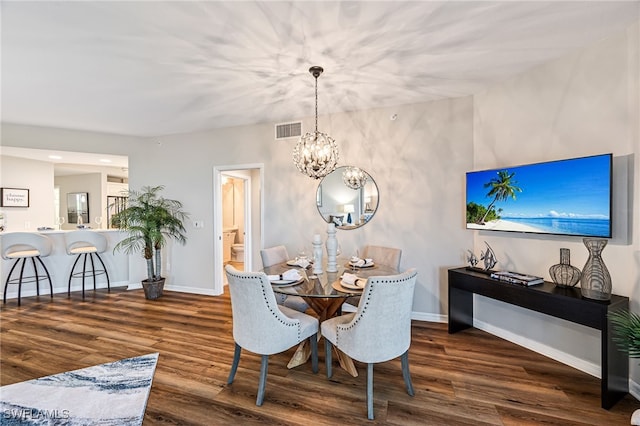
[48,155,62,160]
[99,159,112,163]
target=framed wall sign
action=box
[0,188,29,207]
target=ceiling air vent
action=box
[275,121,302,140]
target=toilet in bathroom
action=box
[231,244,244,262]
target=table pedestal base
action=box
[286,296,359,377]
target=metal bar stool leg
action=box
[30,257,41,296]
[68,255,82,296]
[89,253,97,290]
[17,258,27,307]
[81,253,89,298]
[35,256,53,299]
[4,259,20,304]
[95,253,110,291]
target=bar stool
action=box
[65,231,110,298]
[2,232,54,306]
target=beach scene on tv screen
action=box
[466,155,611,237]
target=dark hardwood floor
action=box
[2,287,639,425]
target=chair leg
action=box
[68,255,82,296]
[310,333,318,374]
[34,256,53,299]
[227,343,241,384]
[367,363,374,420]
[89,253,97,290]
[325,339,333,378]
[17,258,27,307]
[94,253,111,291]
[256,355,269,406]
[4,259,20,304]
[401,350,414,396]
[31,258,40,296]
[81,254,88,298]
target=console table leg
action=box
[449,285,473,333]
[602,302,629,409]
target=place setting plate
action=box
[346,261,376,269]
[270,277,305,287]
[332,278,367,294]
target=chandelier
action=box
[342,166,368,190]
[293,66,339,179]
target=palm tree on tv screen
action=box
[478,170,522,224]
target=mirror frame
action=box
[67,192,89,225]
[316,166,379,230]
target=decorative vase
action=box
[326,223,338,272]
[549,248,581,287]
[580,238,612,301]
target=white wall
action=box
[0,155,54,230]
[473,21,640,378]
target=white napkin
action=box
[350,257,373,267]
[292,258,311,268]
[268,269,302,282]
[341,272,367,288]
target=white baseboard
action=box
[127,282,219,296]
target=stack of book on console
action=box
[490,271,544,286]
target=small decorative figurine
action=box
[467,250,478,268]
[480,241,497,271]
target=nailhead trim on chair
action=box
[228,268,301,341]
[336,274,414,345]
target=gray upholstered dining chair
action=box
[361,245,402,270]
[224,264,319,406]
[260,245,308,312]
[321,268,417,420]
[344,245,403,309]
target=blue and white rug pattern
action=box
[0,353,158,425]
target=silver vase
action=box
[580,238,612,301]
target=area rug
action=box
[0,353,158,425]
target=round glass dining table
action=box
[262,259,399,376]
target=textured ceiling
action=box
[1,1,639,137]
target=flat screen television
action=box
[466,153,612,238]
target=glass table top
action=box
[262,259,398,298]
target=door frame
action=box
[213,164,264,294]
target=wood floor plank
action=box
[1,287,639,425]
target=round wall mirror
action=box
[316,166,379,229]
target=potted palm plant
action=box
[609,309,640,424]
[112,185,189,300]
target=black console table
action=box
[448,267,629,409]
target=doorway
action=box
[213,164,263,293]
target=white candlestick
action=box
[326,223,338,272]
[312,237,323,274]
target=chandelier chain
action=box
[314,74,318,133]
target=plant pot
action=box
[142,277,165,300]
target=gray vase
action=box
[549,248,581,287]
[580,238,612,301]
